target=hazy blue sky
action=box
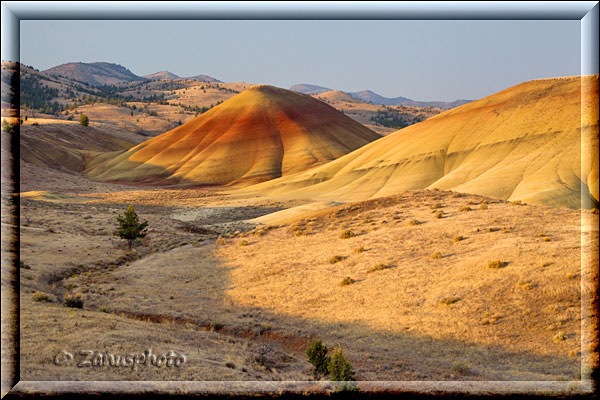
[20,20,580,102]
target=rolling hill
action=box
[44,62,145,86]
[84,84,381,186]
[145,71,221,83]
[246,76,599,209]
[144,71,181,80]
[289,83,332,95]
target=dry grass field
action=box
[15,185,598,385]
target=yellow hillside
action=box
[84,85,380,186]
[245,76,599,209]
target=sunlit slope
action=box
[246,76,599,209]
[85,85,380,186]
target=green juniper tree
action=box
[79,113,89,126]
[306,339,331,380]
[115,205,148,249]
[329,344,357,391]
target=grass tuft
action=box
[454,235,464,243]
[430,252,442,260]
[487,260,505,269]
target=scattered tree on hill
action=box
[329,344,357,391]
[306,339,331,380]
[79,114,89,126]
[115,205,148,249]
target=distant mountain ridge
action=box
[44,62,221,86]
[290,84,472,110]
[44,62,145,86]
[145,70,221,83]
[349,90,471,110]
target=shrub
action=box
[454,235,464,242]
[544,237,551,242]
[19,260,31,269]
[340,277,355,286]
[340,230,355,239]
[79,114,89,126]
[440,296,459,305]
[430,252,442,260]
[553,331,567,343]
[487,260,505,269]
[367,263,388,273]
[459,206,471,212]
[115,205,148,249]
[64,292,83,308]
[239,240,249,247]
[433,211,444,219]
[98,306,109,313]
[408,219,420,226]
[431,203,443,209]
[306,339,331,379]
[215,236,227,245]
[32,292,52,302]
[479,204,488,210]
[329,255,344,264]
[452,362,471,375]
[329,345,356,382]
[255,343,275,368]
[354,246,366,254]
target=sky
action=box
[20,20,580,102]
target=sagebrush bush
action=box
[430,252,442,260]
[340,230,355,239]
[64,292,83,308]
[215,236,227,245]
[32,292,52,302]
[306,339,330,380]
[440,296,459,305]
[488,260,505,269]
[340,277,355,286]
[454,235,464,242]
[354,246,366,254]
[459,206,471,212]
[329,255,344,264]
[239,240,249,247]
[553,331,567,343]
[408,219,420,226]
[367,263,387,273]
[452,362,471,375]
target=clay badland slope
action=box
[85,85,380,186]
[247,76,599,209]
